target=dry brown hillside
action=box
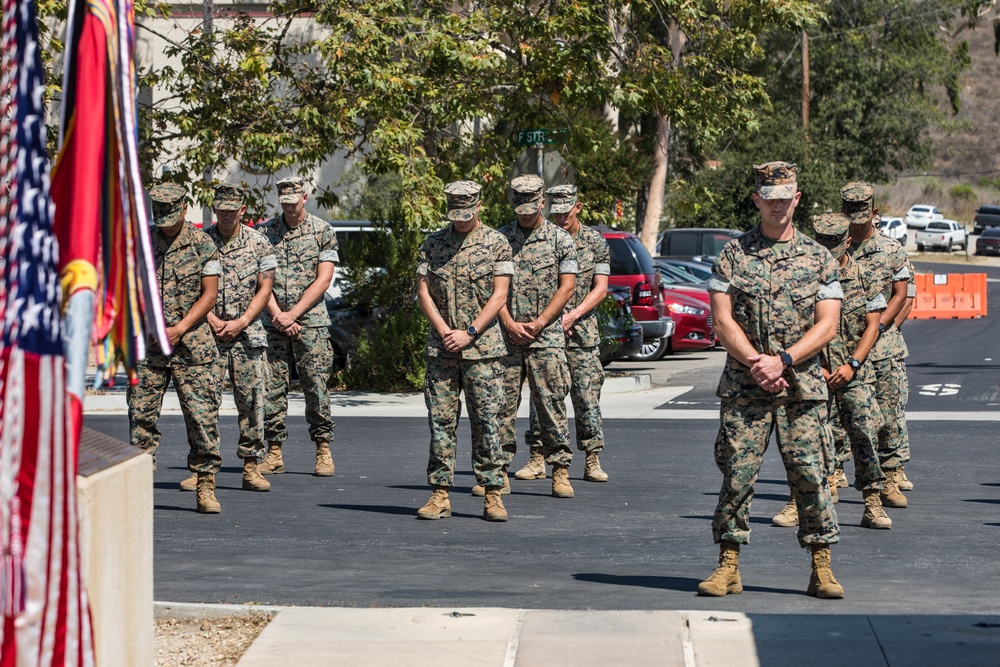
[874,20,1000,223]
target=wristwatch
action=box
[848,357,862,371]
[467,325,478,336]
[877,322,887,336]
[779,352,793,367]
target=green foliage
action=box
[596,292,635,360]
[950,184,977,201]
[922,178,944,199]
[337,207,429,391]
[978,175,1000,191]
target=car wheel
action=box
[629,336,669,362]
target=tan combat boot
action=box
[807,544,844,599]
[196,473,221,514]
[880,471,908,508]
[897,466,913,491]
[551,465,575,498]
[483,489,509,522]
[417,487,451,520]
[832,467,849,489]
[584,452,609,482]
[772,496,798,527]
[315,441,335,477]
[179,473,197,492]
[860,489,892,529]
[242,458,271,492]
[697,542,742,596]
[258,442,285,475]
[513,449,546,480]
[471,469,510,497]
[828,475,839,504]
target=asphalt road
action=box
[85,260,1000,614]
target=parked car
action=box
[597,226,675,353]
[915,220,967,252]
[655,257,712,283]
[975,227,1000,255]
[325,293,383,384]
[879,216,907,246]
[657,228,741,262]
[599,285,643,365]
[655,290,715,356]
[903,205,943,230]
[972,205,1000,235]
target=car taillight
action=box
[634,280,653,307]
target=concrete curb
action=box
[154,601,283,619]
[603,373,652,393]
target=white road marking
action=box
[919,383,961,396]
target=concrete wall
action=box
[78,453,154,667]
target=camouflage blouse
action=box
[849,233,909,362]
[498,218,579,349]
[566,224,611,349]
[823,255,886,387]
[417,223,514,360]
[147,223,222,367]
[205,223,278,349]
[709,226,843,401]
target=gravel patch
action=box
[155,614,272,666]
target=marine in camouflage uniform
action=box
[258,176,339,477]
[497,175,579,499]
[126,183,224,513]
[843,183,911,509]
[698,161,846,600]
[774,213,891,530]
[202,183,277,493]
[517,185,611,483]
[414,181,515,522]
[893,260,917,491]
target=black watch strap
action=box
[779,352,793,367]
[848,357,861,370]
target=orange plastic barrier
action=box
[909,273,987,319]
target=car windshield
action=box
[926,222,949,231]
[911,207,932,213]
[608,236,656,275]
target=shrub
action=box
[950,184,976,201]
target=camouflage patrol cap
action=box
[813,212,851,258]
[213,183,245,211]
[510,174,545,215]
[444,180,482,222]
[753,161,798,200]
[840,181,874,224]
[546,184,578,214]
[276,176,305,204]
[149,183,187,227]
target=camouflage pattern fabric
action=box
[205,223,278,349]
[510,174,544,215]
[264,327,335,444]
[424,356,505,488]
[872,356,909,471]
[709,226,843,401]
[525,346,604,454]
[830,399,850,468]
[840,181,874,224]
[823,255,884,389]
[829,383,885,491]
[127,362,222,473]
[417,223,514,359]
[276,176,305,203]
[753,161,797,199]
[149,182,187,227]
[214,342,268,460]
[145,223,222,367]
[498,347,572,467]
[258,213,340,328]
[212,182,245,210]
[713,397,840,548]
[566,225,611,349]
[444,180,482,222]
[849,233,909,362]
[498,218,578,349]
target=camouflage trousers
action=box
[829,383,885,491]
[127,361,221,474]
[713,397,839,548]
[830,400,850,467]
[264,326,335,444]
[525,346,604,454]
[215,342,268,460]
[872,356,910,471]
[499,347,572,468]
[424,355,505,489]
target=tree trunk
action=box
[639,113,669,255]
[603,5,630,134]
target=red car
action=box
[597,227,675,361]
[660,290,715,353]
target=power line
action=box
[808,0,995,41]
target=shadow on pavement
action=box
[320,503,417,517]
[572,573,701,592]
[680,515,772,526]
[153,504,197,513]
[962,498,1000,505]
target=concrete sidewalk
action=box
[156,602,1000,667]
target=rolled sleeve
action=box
[494,260,515,276]
[202,260,223,277]
[593,262,611,276]
[907,282,916,298]
[559,259,579,274]
[707,273,731,294]
[416,262,429,276]
[866,293,888,312]
[892,265,910,282]
[259,255,278,272]
[319,249,340,263]
[818,280,844,301]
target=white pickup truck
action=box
[916,220,967,251]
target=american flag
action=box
[0,0,95,662]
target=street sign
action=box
[516,129,566,146]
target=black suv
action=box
[657,227,741,262]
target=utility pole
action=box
[802,30,810,137]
